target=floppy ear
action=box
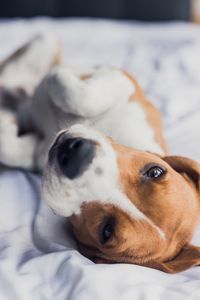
[162,156,200,191]
[149,245,200,273]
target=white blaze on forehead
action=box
[42,124,165,238]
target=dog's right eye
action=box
[146,166,165,178]
[142,163,166,180]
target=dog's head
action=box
[42,124,200,273]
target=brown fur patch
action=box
[124,71,168,154]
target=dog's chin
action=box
[92,257,115,264]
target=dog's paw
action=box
[0,34,61,94]
[46,66,135,117]
[0,110,37,169]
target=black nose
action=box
[56,137,96,179]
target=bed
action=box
[0,18,200,300]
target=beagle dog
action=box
[0,35,200,273]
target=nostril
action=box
[59,153,69,166]
[69,138,84,150]
[56,138,86,171]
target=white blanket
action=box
[0,18,200,300]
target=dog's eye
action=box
[143,164,166,179]
[146,166,164,178]
[101,217,114,244]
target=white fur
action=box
[47,66,163,155]
[94,98,164,155]
[42,124,165,238]
[29,66,163,170]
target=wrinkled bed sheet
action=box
[0,18,200,300]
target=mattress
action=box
[0,18,200,300]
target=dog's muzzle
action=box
[49,133,96,179]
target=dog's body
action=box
[0,64,166,171]
[22,66,167,168]
[0,35,200,273]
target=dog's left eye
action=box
[100,217,115,245]
[143,164,166,179]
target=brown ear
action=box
[163,156,200,191]
[149,245,200,273]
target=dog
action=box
[0,35,200,273]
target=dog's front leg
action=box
[0,110,38,170]
[45,66,134,118]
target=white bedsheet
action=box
[0,18,200,300]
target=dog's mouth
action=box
[48,130,97,179]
